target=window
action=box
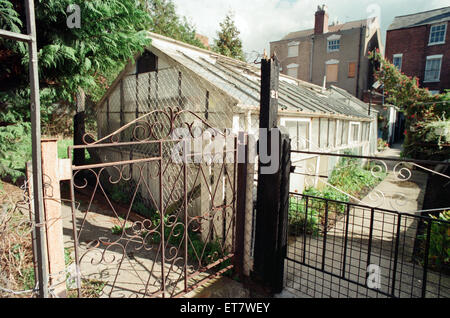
[429,23,447,45]
[393,54,403,71]
[286,63,299,78]
[348,62,356,78]
[281,119,310,150]
[349,122,361,144]
[287,41,300,57]
[326,61,339,82]
[327,39,340,52]
[424,55,443,82]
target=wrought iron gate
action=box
[67,107,244,298]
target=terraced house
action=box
[385,6,450,94]
[270,5,383,100]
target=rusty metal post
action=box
[41,139,67,297]
[0,0,49,298]
[25,0,48,298]
[25,162,39,287]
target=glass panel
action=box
[285,121,298,150]
[298,122,309,150]
[350,123,359,143]
[393,56,402,70]
[425,58,442,81]
[430,24,446,44]
[328,40,340,51]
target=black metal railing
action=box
[286,193,450,298]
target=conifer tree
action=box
[213,12,245,61]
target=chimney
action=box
[314,5,329,35]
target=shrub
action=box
[289,186,349,236]
[0,122,31,182]
[328,154,386,199]
[419,211,450,269]
[377,138,389,152]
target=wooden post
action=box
[73,88,86,166]
[252,55,291,294]
[41,139,67,297]
[235,132,248,279]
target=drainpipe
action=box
[310,35,315,83]
[355,26,364,99]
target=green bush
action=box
[289,152,386,237]
[0,122,31,182]
[328,154,386,199]
[419,211,450,268]
[289,186,349,236]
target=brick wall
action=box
[385,22,450,92]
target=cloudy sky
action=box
[172,0,449,59]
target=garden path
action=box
[284,144,450,298]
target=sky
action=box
[172,0,449,60]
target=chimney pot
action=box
[314,4,329,35]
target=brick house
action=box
[385,7,450,94]
[270,5,382,100]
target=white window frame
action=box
[393,53,403,71]
[287,41,300,58]
[327,35,341,53]
[280,117,312,151]
[424,54,443,83]
[348,122,361,145]
[428,23,447,46]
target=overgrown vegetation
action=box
[418,211,450,271]
[369,50,449,161]
[67,279,106,298]
[0,0,152,182]
[0,184,35,297]
[289,154,387,236]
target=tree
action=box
[0,0,152,179]
[213,12,245,61]
[146,0,205,49]
[369,50,449,160]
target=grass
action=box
[0,185,35,297]
[68,279,106,298]
[57,138,91,160]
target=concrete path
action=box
[61,198,212,298]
